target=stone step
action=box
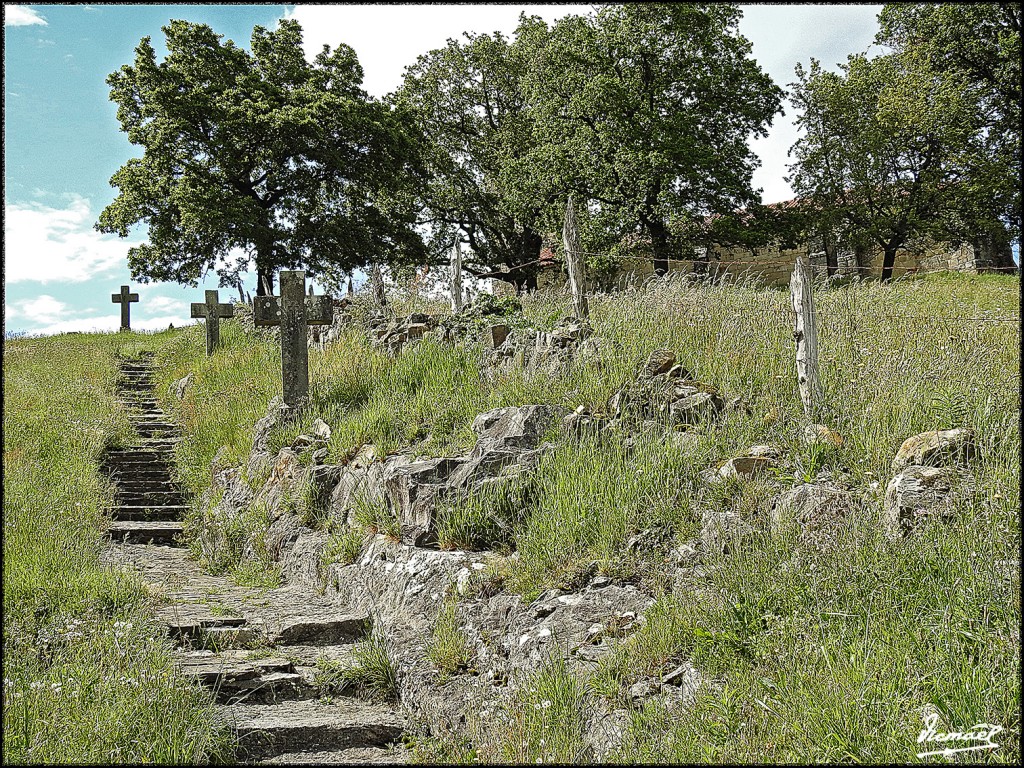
[111,505,189,521]
[220,699,404,761]
[114,483,180,494]
[270,615,371,647]
[176,652,312,704]
[106,471,177,481]
[115,495,189,507]
[103,457,172,468]
[261,746,408,764]
[164,614,248,643]
[107,520,184,545]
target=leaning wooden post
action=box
[190,289,233,355]
[254,271,333,409]
[369,263,387,308]
[450,239,463,313]
[111,284,139,331]
[563,195,589,319]
[790,254,822,419]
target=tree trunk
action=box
[256,267,275,296]
[649,218,670,276]
[880,245,898,282]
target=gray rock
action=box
[883,465,965,537]
[382,457,465,546]
[892,428,977,472]
[172,373,193,400]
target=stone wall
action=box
[530,230,1013,289]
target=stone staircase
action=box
[102,352,188,546]
[102,355,407,764]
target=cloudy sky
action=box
[4,3,884,337]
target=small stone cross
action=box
[111,285,139,331]
[190,289,234,355]
[254,270,333,408]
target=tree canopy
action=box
[875,3,1021,243]
[524,3,783,274]
[97,19,425,296]
[392,18,556,291]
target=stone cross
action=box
[190,289,233,356]
[563,195,589,319]
[450,239,463,313]
[254,270,333,408]
[111,284,139,331]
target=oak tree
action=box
[523,3,783,275]
[97,19,425,296]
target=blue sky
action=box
[4,3,894,337]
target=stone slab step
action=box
[220,699,404,761]
[107,520,184,545]
[261,746,408,764]
[114,484,180,494]
[177,650,294,683]
[163,614,248,642]
[106,472,177,482]
[112,505,189,521]
[115,495,189,507]
[271,615,371,647]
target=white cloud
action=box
[141,295,183,315]
[4,6,47,26]
[4,195,141,284]
[6,295,70,324]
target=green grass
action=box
[3,330,231,764]
[116,273,1017,763]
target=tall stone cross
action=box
[190,289,233,356]
[111,284,139,331]
[254,270,333,408]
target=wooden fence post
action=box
[450,239,463,313]
[369,263,387,309]
[562,194,589,319]
[790,254,822,419]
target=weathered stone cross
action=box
[190,290,234,356]
[111,284,139,331]
[254,271,333,408]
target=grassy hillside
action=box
[2,331,231,763]
[4,271,1017,763]
[149,271,1019,763]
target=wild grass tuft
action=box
[3,330,231,763]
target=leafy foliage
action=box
[97,19,425,295]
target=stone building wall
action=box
[503,229,1013,294]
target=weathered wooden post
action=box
[190,289,233,356]
[450,239,463,313]
[111,285,139,331]
[790,254,822,419]
[369,263,387,308]
[254,271,333,409]
[563,195,589,319]
[347,274,354,297]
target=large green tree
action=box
[875,3,1021,244]
[393,17,556,291]
[788,48,996,281]
[97,19,425,295]
[523,3,783,274]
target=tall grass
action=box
[141,273,1017,763]
[3,331,231,763]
